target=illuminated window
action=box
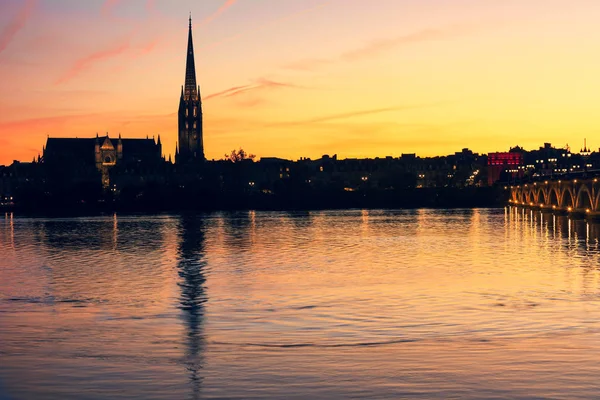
[186,109,188,117]
[193,122,196,129]
[186,122,188,129]
[193,107,197,116]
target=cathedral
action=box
[176,16,204,164]
[38,16,205,188]
[43,134,163,187]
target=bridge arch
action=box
[524,189,532,204]
[537,187,548,205]
[549,188,561,207]
[561,187,576,208]
[576,185,594,210]
[531,188,539,204]
[515,188,523,203]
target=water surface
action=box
[1,208,600,399]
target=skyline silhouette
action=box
[2,1,600,165]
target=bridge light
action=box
[568,207,572,212]
[553,205,557,209]
[595,179,598,183]
[586,209,591,213]
[545,181,549,184]
[530,202,534,206]
[540,204,544,207]
[574,179,578,183]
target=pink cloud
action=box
[268,103,445,127]
[204,85,253,100]
[285,25,477,71]
[340,25,475,62]
[101,0,120,17]
[55,42,131,85]
[204,78,300,101]
[200,0,237,27]
[202,1,329,50]
[54,35,160,85]
[0,0,36,55]
[146,0,157,16]
[139,38,160,55]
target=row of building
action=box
[1,18,597,207]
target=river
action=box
[1,208,600,399]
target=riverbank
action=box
[5,187,508,216]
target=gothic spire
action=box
[184,14,197,98]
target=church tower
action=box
[176,15,204,164]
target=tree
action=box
[224,148,256,163]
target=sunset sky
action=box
[1,0,599,165]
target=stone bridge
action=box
[509,177,600,218]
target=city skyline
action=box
[2,0,600,166]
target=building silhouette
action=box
[43,134,163,188]
[176,16,204,164]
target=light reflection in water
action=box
[177,216,207,400]
[0,210,600,399]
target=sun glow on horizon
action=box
[1,0,599,165]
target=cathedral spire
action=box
[177,15,205,164]
[184,14,197,98]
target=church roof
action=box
[120,138,161,163]
[44,136,161,166]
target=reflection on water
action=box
[177,216,207,400]
[1,209,600,399]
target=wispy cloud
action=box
[101,0,120,17]
[146,0,157,16]
[268,103,444,127]
[202,1,330,50]
[341,25,474,62]
[285,24,477,71]
[55,42,131,85]
[199,0,237,27]
[139,38,160,55]
[205,78,301,100]
[0,0,36,55]
[55,35,160,85]
[204,85,253,100]
[0,112,103,132]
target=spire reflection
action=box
[177,215,208,400]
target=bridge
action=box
[509,175,600,219]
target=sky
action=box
[0,0,599,165]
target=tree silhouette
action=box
[224,148,255,163]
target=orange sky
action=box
[1,0,599,165]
